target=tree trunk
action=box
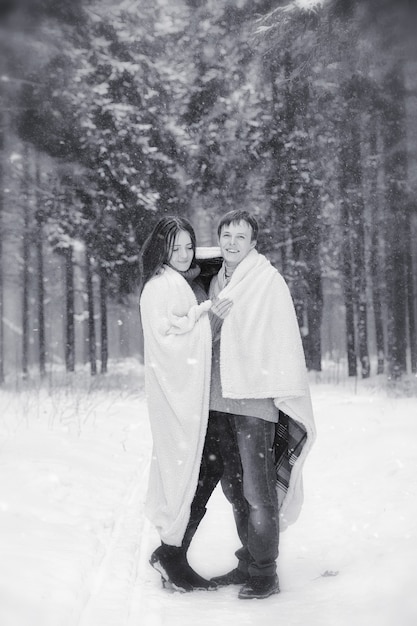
[405,217,416,373]
[22,144,30,378]
[268,55,323,370]
[340,221,357,377]
[339,156,357,377]
[304,186,323,371]
[65,246,75,373]
[85,247,97,376]
[383,64,409,379]
[0,115,4,384]
[283,51,300,297]
[349,120,370,378]
[99,264,108,374]
[294,78,323,372]
[269,59,289,275]
[35,162,46,378]
[339,77,370,377]
[367,114,385,374]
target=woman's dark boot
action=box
[150,542,216,592]
[150,544,193,592]
[181,561,217,591]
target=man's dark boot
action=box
[238,574,280,600]
[211,568,249,586]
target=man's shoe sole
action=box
[238,586,280,599]
[238,581,280,600]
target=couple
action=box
[139,210,316,600]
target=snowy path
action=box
[83,382,417,626]
[77,460,149,626]
[1,374,417,626]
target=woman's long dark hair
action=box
[139,215,197,290]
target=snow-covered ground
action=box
[0,361,416,626]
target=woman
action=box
[139,216,229,592]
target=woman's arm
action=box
[140,275,212,338]
[166,300,212,335]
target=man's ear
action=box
[250,239,257,249]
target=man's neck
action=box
[224,262,237,279]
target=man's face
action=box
[218,220,256,268]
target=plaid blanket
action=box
[274,411,308,510]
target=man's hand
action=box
[208,297,233,341]
[210,297,233,320]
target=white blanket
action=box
[212,249,316,528]
[140,266,212,546]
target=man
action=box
[205,210,316,600]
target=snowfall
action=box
[0,360,416,626]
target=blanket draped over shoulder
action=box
[140,266,212,546]
[215,249,316,529]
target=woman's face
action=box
[169,230,194,272]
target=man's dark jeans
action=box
[187,410,279,577]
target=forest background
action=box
[0,0,416,388]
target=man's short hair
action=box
[217,210,258,241]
